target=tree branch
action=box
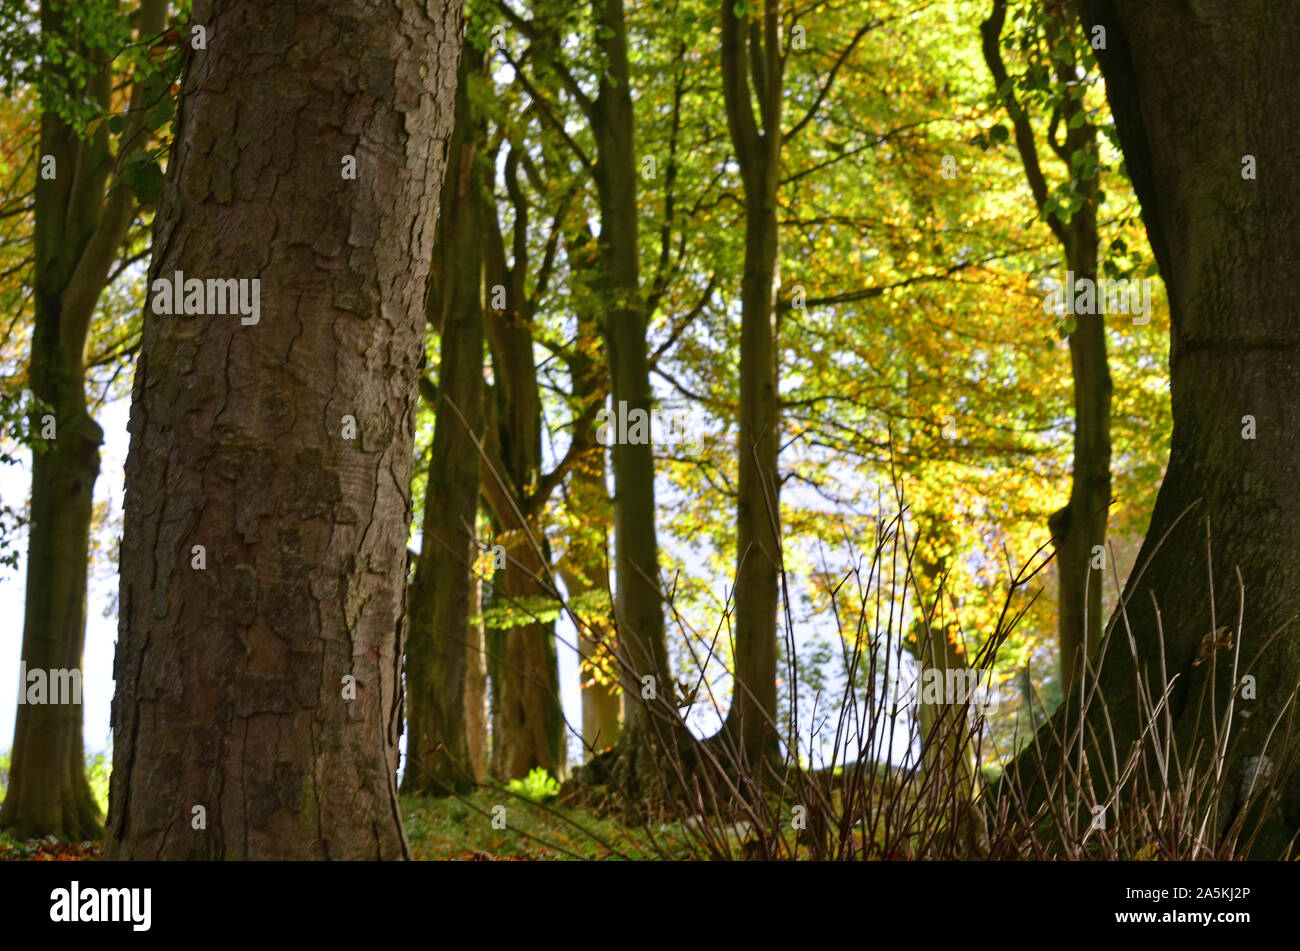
[980,0,1068,246]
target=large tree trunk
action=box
[714,0,783,768]
[1021,0,1300,855]
[1,0,167,842]
[106,0,462,859]
[403,44,485,796]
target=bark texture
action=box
[106,0,462,859]
[1020,0,1300,855]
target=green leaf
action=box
[107,114,125,135]
[145,97,174,130]
[989,123,1009,145]
[140,68,169,104]
[128,161,165,204]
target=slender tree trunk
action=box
[561,450,622,756]
[562,228,621,758]
[106,0,462,859]
[480,158,563,781]
[591,0,673,790]
[715,0,784,768]
[1,0,167,841]
[1049,249,1110,690]
[914,626,979,806]
[908,529,992,855]
[3,391,103,841]
[487,524,562,779]
[403,43,485,796]
[982,0,1110,690]
[577,586,622,755]
[722,183,782,766]
[466,571,489,781]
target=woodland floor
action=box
[0,791,694,861]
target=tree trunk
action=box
[982,0,1110,689]
[2,395,103,841]
[914,624,980,817]
[561,454,622,756]
[1049,262,1110,691]
[1026,0,1300,854]
[1,0,167,842]
[478,154,565,781]
[466,571,489,782]
[714,0,784,768]
[106,0,462,859]
[486,525,563,779]
[403,44,485,797]
[591,0,673,790]
[561,228,622,758]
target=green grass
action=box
[0,752,697,859]
[402,789,696,860]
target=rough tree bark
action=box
[106,0,462,859]
[1,0,167,842]
[1016,0,1300,856]
[403,42,485,796]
